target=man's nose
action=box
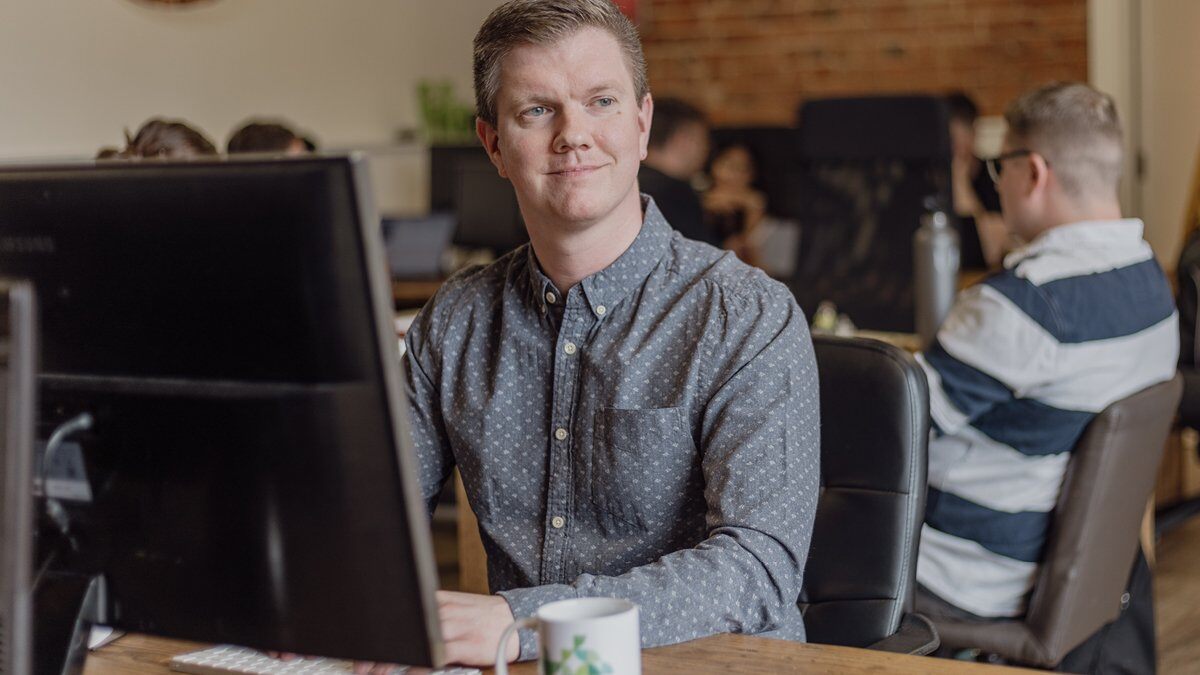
[553,107,594,153]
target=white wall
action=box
[1138,0,1200,266]
[0,0,502,212]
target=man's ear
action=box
[1028,151,1050,196]
[476,117,508,178]
[637,93,654,161]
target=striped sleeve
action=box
[917,283,1054,435]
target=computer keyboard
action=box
[169,645,481,675]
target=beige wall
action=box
[1088,0,1140,220]
[1091,0,1200,265]
[1139,0,1200,266]
[0,0,502,211]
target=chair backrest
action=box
[788,96,952,332]
[799,335,930,647]
[1027,374,1182,659]
[934,375,1183,666]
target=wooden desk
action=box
[392,278,444,309]
[85,633,1038,674]
[395,269,985,312]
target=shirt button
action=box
[551,516,566,529]
[554,427,568,441]
[596,305,607,316]
[545,292,556,304]
[563,341,577,355]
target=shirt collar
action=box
[1003,218,1145,269]
[527,195,673,317]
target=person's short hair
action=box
[473,0,648,127]
[120,118,217,159]
[648,98,706,150]
[227,120,311,154]
[945,91,979,126]
[1004,82,1124,199]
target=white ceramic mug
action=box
[494,597,640,675]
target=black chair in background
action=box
[788,96,953,332]
[799,335,938,654]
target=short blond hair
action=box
[1004,82,1124,199]
[473,0,649,127]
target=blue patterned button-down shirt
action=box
[403,197,819,660]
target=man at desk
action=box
[403,0,819,667]
[914,83,1177,661]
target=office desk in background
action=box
[393,278,445,310]
[393,267,992,313]
[84,633,1041,674]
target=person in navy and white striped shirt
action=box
[913,82,1178,621]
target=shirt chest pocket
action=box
[591,406,699,532]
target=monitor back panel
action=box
[0,159,442,666]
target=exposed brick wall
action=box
[638,0,1088,125]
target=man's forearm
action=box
[497,525,809,661]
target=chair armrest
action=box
[868,613,940,656]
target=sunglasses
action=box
[985,149,1037,183]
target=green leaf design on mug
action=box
[543,635,613,675]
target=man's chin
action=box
[547,198,614,228]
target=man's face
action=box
[476,27,652,231]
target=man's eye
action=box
[595,97,616,107]
[525,106,548,117]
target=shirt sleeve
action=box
[403,302,457,517]
[498,283,820,660]
[916,281,1052,436]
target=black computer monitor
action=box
[429,144,527,253]
[0,280,36,674]
[0,157,444,666]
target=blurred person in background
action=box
[1174,143,1200,427]
[639,97,720,245]
[916,82,1176,671]
[703,142,766,265]
[109,118,218,159]
[227,119,315,155]
[947,92,1009,269]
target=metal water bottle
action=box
[914,207,960,348]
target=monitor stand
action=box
[34,571,105,675]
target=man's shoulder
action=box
[666,235,797,316]
[967,247,1173,346]
[421,247,526,323]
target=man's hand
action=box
[437,590,519,666]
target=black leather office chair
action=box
[799,335,938,654]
